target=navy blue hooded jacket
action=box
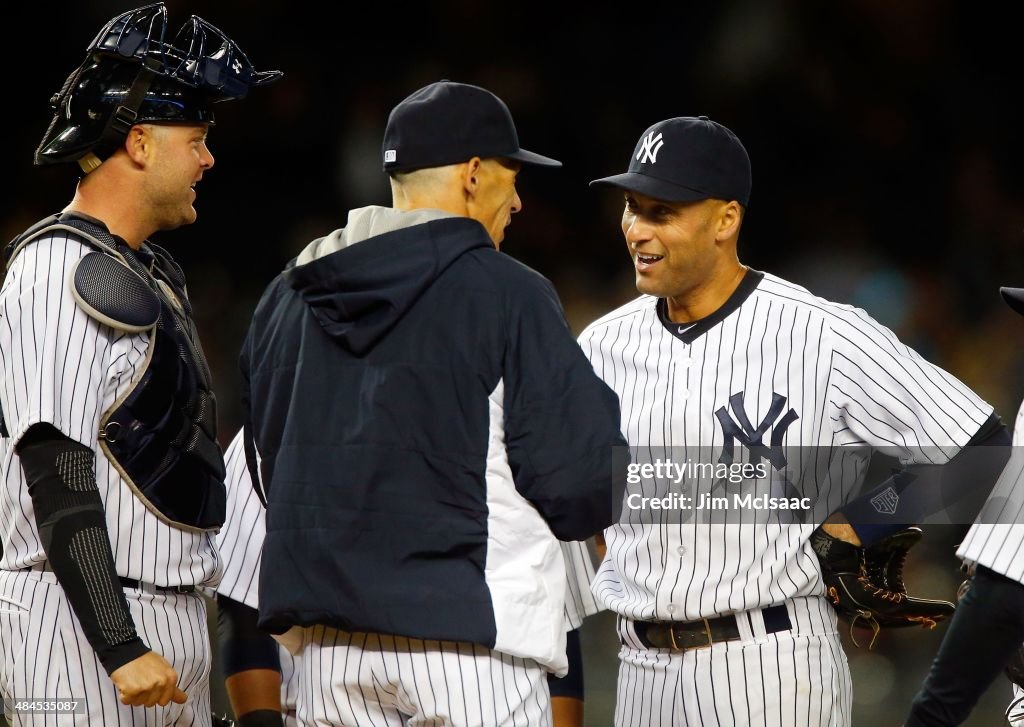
[240,206,625,670]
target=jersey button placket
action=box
[679,347,693,397]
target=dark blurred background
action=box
[5,0,1024,723]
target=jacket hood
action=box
[283,205,493,354]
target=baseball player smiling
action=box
[582,115,1005,726]
[0,5,278,724]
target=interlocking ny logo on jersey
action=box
[636,132,664,164]
[715,392,798,469]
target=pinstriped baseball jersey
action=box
[561,539,601,631]
[959,398,1024,725]
[0,232,220,585]
[215,429,298,720]
[580,269,993,622]
[957,396,1024,581]
[216,430,266,609]
[1009,683,1024,725]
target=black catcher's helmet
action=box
[35,3,281,170]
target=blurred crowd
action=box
[5,0,1024,722]
[8,0,1024,433]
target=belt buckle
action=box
[667,618,714,651]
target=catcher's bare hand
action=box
[110,651,188,707]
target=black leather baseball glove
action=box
[811,526,955,648]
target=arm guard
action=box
[18,423,149,674]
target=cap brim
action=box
[506,148,562,168]
[1001,287,1024,316]
[589,172,711,202]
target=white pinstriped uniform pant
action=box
[614,596,852,727]
[289,625,552,726]
[0,569,211,726]
[280,645,299,727]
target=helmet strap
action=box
[94,56,163,162]
[77,153,104,175]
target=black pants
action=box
[906,566,1024,725]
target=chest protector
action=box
[6,215,226,531]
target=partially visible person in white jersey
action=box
[906,286,1024,726]
[212,427,604,727]
[0,4,278,725]
[581,115,1009,725]
[212,431,294,727]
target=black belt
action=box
[21,565,194,594]
[633,605,791,651]
[118,577,195,594]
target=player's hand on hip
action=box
[110,651,189,707]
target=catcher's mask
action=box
[35,2,281,172]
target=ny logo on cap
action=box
[636,132,664,164]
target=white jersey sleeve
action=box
[957,397,1024,581]
[0,234,121,449]
[1,231,219,585]
[214,429,266,609]
[825,308,993,463]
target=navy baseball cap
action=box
[590,116,751,206]
[382,80,561,173]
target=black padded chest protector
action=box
[72,252,161,332]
